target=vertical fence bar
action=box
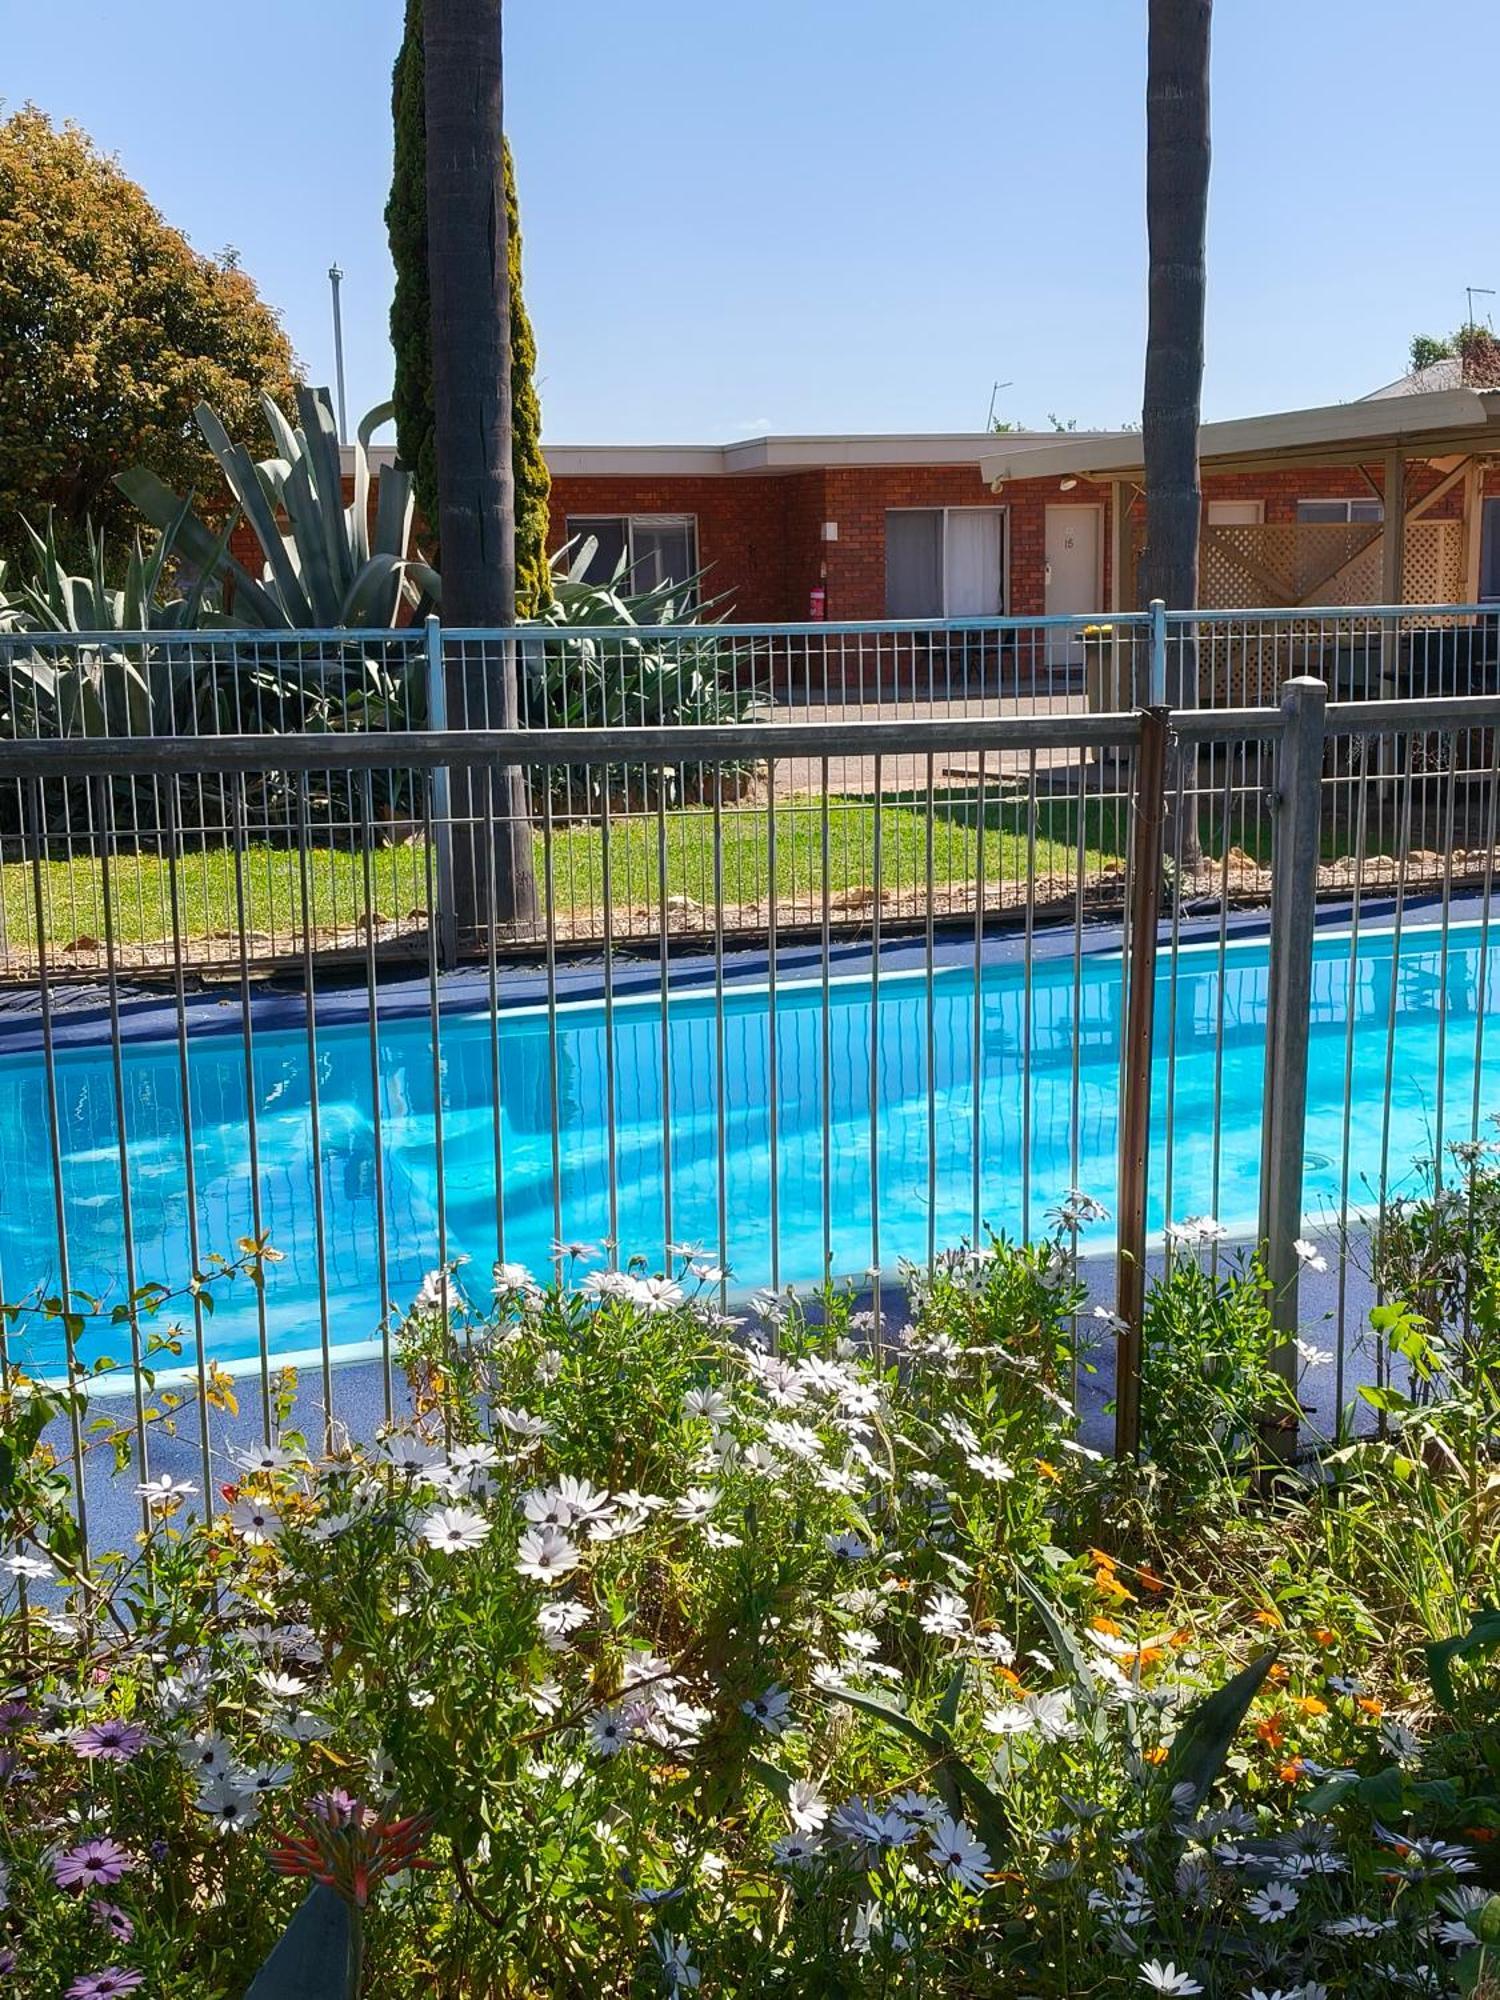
[1258,677,1329,1431]
[425,616,459,970]
[1114,706,1169,1459]
[1147,598,1168,705]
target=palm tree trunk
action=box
[423,0,536,933]
[1142,0,1211,706]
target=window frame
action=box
[883,504,1010,619]
[1295,498,1384,525]
[564,512,700,598]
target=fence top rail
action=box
[0,612,1156,650]
[0,603,1494,651]
[1166,602,1500,625]
[0,712,1148,778]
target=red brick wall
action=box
[221,456,1500,625]
[547,475,796,620]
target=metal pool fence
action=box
[0,604,1496,972]
[3,679,1500,1570]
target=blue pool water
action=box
[2,919,1495,1376]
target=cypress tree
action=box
[387,0,551,611]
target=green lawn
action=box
[0,790,1133,955]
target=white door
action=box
[1044,506,1102,664]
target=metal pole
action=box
[328,264,348,443]
[425,615,459,969]
[1258,675,1328,1429]
[1147,597,1168,706]
[1114,704,1170,1458]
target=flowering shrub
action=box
[1,1218,1498,1996]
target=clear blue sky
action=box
[2,0,1496,441]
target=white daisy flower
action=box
[135,1472,197,1508]
[1137,1965,1202,1996]
[197,1777,260,1835]
[1246,1881,1299,1923]
[420,1506,490,1555]
[741,1684,792,1734]
[926,1813,991,1893]
[682,1387,732,1423]
[587,1705,635,1756]
[515,1525,580,1585]
[227,1497,281,1545]
[785,1778,829,1832]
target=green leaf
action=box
[1163,1649,1277,1818]
[813,1681,1008,1860]
[1015,1569,1097,1698]
[935,1661,966,1734]
[244,1885,353,1998]
[1427,1607,1500,1713]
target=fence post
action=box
[424,615,459,970]
[1114,703,1170,1458]
[1147,598,1168,706]
[1259,675,1328,1436]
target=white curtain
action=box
[944,510,1004,616]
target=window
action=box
[885,508,1006,618]
[566,515,698,598]
[1296,499,1383,524]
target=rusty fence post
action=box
[1114,704,1170,1458]
[1259,676,1329,1448]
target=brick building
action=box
[340,385,1500,630]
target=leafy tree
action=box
[1409,332,1456,374]
[0,108,298,570]
[388,0,550,612]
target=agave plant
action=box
[521,535,764,809]
[2,503,228,635]
[117,388,438,630]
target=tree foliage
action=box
[0,108,298,570]
[386,0,550,612]
[1406,324,1500,386]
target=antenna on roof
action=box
[985,379,1014,430]
[1465,285,1495,331]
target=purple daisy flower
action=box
[0,1947,15,1975]
[90,1900,135,1942]
[72,1720,149,1764]
[66,1971,144,1999]
[54,1839,135,1892]
[0,1698,34,1733]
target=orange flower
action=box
[1463,1826,1495,1842]
[996,1666,1024,1689]
[1142,1745,1168,1765]
[1295,1696,1329,1719]
[1266,1663,1289,1686]
[1277,1758,1307,1784]
[1094,1570,1135,1604]
[1036,1460,1060,1482]
[1356,1697,1383,1719]
[1091,1617,1123,1637]
[1137,1567,1166,1596]
[1253,1608,1283,1630]
[1312,1627,1338,1647]
[1255,1713,1287,1750]
[1088,1548,1118,1571]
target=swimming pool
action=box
[2,918,1494,1376]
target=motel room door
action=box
[1044,505,1102,665]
